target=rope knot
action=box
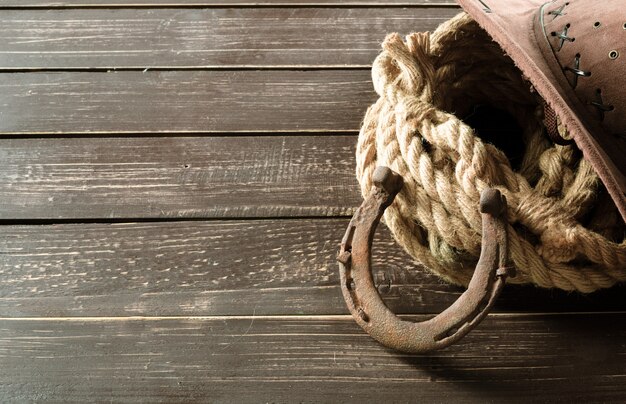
[372,32,435,104]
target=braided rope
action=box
[356,13,626,292]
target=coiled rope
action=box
[356,13,626,292]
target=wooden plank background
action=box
[0,136,360,218]
[0,8,458,68]
[0,1,624,402]
[0,71,375,134]
[1,314,625,402]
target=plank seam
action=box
[0,131,359,139]
[0,66,373,73]
[0,215,355,225]
[1,312,624,321]
[0,4,461,10]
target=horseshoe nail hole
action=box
[593,21,601,28]
[447,326,460,337]
[623,22,626,29]
[377,282,391,295]
[477,299,489,314]
[551,31,557,36]
[357,308,369,322]
[609,50,620,59]
[566,23,571,28]
[435,325,461,341]
[346,278,355,291]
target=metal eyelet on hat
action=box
[609,50,620,60]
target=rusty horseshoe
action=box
[337,166,515,353]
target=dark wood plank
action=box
[0,1,457,7]
[0,314,625,402]
[0,219,437,317]
[1,219,624,317]
[0,8,460,69]
[0,70,374,134]
[0,136,360,219]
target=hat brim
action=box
[457,0,626,221]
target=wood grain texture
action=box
[0,136,360,219]
[0,70,374,134]
[1,219,624,317]
[0,314,625,402]
[0,4,624,402]
[0,219,444,317]
[0,8,460,69]
[0,0,457,7]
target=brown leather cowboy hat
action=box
[456,0,626,222]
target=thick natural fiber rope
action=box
[356,13,626,293]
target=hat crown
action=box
[539,0,626,142]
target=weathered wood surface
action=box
[1,219,625,318]
[0,8,459,69]
[1,314,625,402]
[0,218,438,317]
[0,0,458,7]
[0,70,374,134]
[1,3,625,402]
[0,136,359,219]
